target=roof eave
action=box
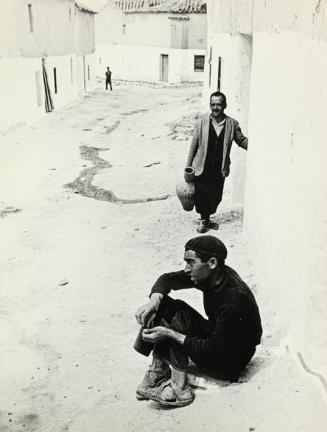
[75,1,98,14]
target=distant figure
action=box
[105,67,112,91]
[186,91,248,233]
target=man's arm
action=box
[142,311,240,349]
[234,122,248,150]
[186,122,200,167]
[151,270,193,296]
[182,309,242,364]
[135,292,163,327]
[142,326,186,344]
[135,271,193,327]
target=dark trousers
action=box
[194,166,225,221]
[106,79,112,90]
[133,296,250,381]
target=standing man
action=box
[105,66,112,91]
[134,235,262,408]
[186,91,248,233]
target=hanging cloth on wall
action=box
[42,59,54,113]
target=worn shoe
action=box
[146,379,194,407]
[207,219,219,230]
[136,364,171,400]
[196,220,208,234]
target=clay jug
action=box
[176,167,195,211]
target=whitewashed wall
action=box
[0,57,45,132]
[203,32,252,204]
[0,52,96,133]
[95,4,206,83]
[206,0,327,393]
[179,49,207,82]
[45,54,78,109]
[0,0,96,133]
[76,53,97,95]
[244,30,327,386]
[0,0,75,58]
[96,44,205,83]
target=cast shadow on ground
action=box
[147,354,270,411]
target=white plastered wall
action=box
[0,52,96,133]
[204,33,252,205]
[179,49,206,82]
[244,30,327,386]
[96,44,205,83]
[0,57,45,133]
[45,54,79,109]
[75,53,96,96]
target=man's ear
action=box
[208,257,218,270]
[224,102,227,109]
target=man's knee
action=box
[156,297,194,334]
[157,296,191,318]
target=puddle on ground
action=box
[64,145,169,204]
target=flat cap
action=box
[185,235,227,261]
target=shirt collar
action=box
[210,114,226,126]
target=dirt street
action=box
[1,83,326,432]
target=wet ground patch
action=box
[1,206,22,218]
[64,145,169,204]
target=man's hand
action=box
[142,326,186,345]
[135,293,163,328]
[135,303,156,328]
[142,326,172,342]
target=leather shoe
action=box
[196,220,208,233]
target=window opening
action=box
[194,55,205,72]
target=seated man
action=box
[134,235,262,408]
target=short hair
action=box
[210,91,227,106]
[194,250,225,266]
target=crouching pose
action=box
[134,235,262,407]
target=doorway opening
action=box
[160,54,169,82]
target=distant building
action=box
[95,0,207,83]
[206,0,327,391]
[0,0,97,133]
